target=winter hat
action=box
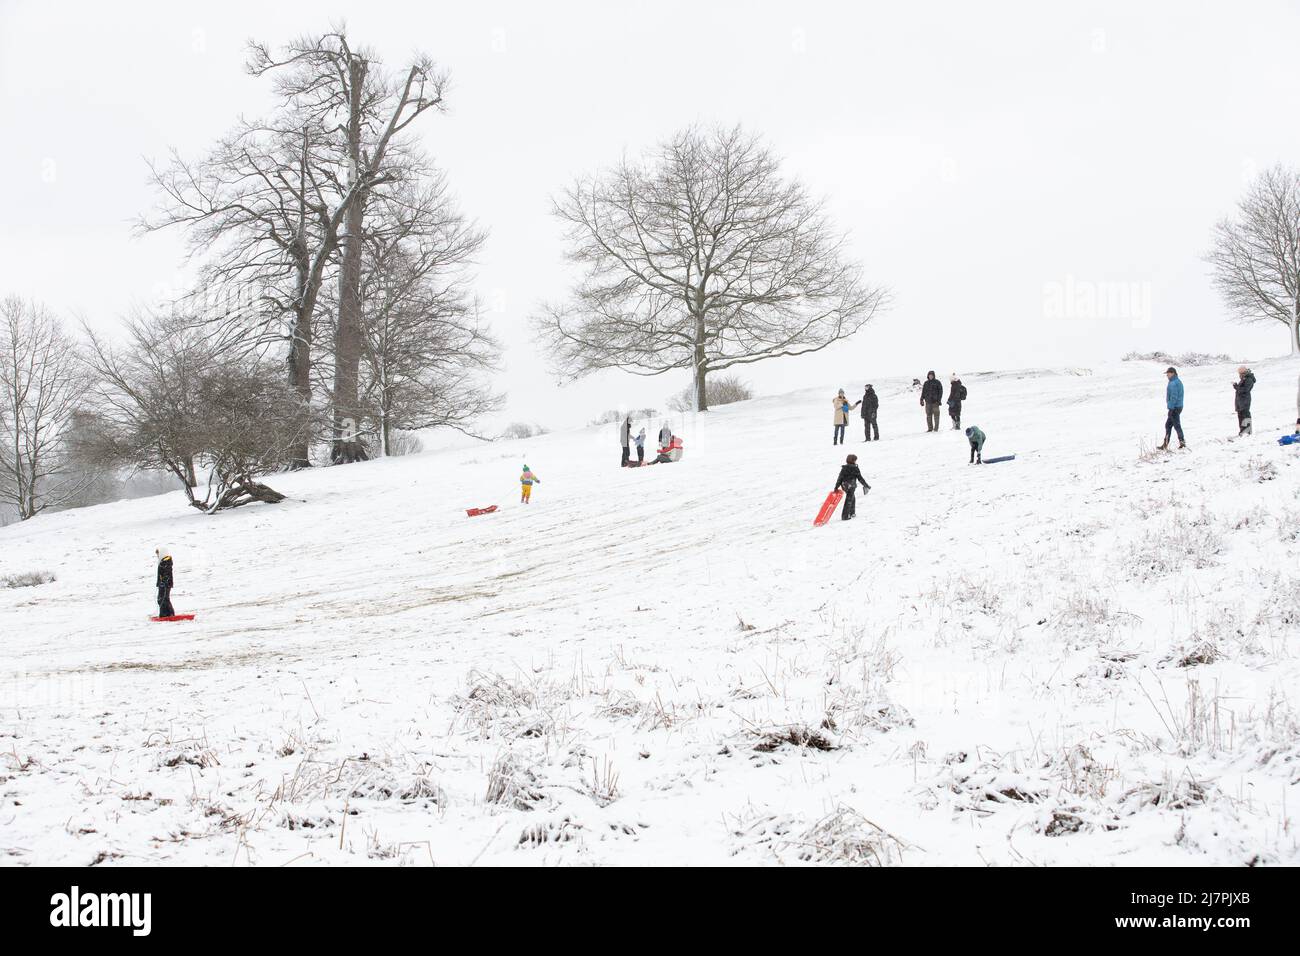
[523,464,529,471]
[837,388,845,396]
[1165,367,1177,375]
[964,427,972,437]
[951,373,958,382]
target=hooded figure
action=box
[1233,366,1255,436]
[520,465,540,503]
[947,374,967,430]
[920,371,943,432]
[155,546,175,618]
[964,426,986,464]
[860,385,879,441]
[659,421,672,449]
[634,427,646,463]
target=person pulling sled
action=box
[520,465,541,503]
[832,454,871,520]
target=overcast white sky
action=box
[2,0,1298,430]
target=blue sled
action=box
[1279,434,1299,446]
[982,454,1016,464]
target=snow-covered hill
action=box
[3,358,1299,866]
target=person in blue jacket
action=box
[1158,366,1185,450]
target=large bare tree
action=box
[140,99,357,469]
[248,30,449,463]
[1207,164,1300,356]
[352,181,499,453]
[537,125,889,411]
[0,297,89,519]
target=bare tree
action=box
[537,125,889,411]
[248,29,450,463]
[1207,164,1300,355]
[139,101,358,469]
[351,180,499,453]
[0,297,90,519]
[82,311,307,513]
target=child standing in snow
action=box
[155,546,175,617]
[635,428,646,465]
[832,454,871,520]
[520,465,541,504]
[964,426,986,464]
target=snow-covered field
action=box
[3,358,1299,866]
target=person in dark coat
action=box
[947,374,967,430]
[619,416,632,467]
[860,384,880,441]
[1233,366,1255,436]
[920,371,943,432]
[155,546,175,617]
[832,453,871,521]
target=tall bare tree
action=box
[1207,164,1300,356]
[353,180,498,453]
[537,125,889,411]
[0,297,89,519]
[248,30,449,463]
[139,112,357,469]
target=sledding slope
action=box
[2,358,1299,866]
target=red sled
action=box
[813,490,844,527]
[151,614,195,622]
[466,505,498,517]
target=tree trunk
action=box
[693,310,709,412]
[287,247,313,469]
[331,56,370,466]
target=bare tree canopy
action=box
[352,180,500,453]
[248,28,450,464]
[537,125,889,411]
[0,297,90,519]
[1206,164,1300,355]
[82,311,308,513]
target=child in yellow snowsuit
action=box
[520,465,540,503]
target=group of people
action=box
[1159,364,1270,450]
[619,417,675,467]
[832,371,969,446]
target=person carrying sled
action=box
[634,427,646,465]
[832,388,858,445]
[920,371,943,432]
[964,425,986,464]
[947,374,967,430]
[619,416,632,467]
[520,465,541,503]
[1159,367,1185,450]
[1233,366,1255,437]
[832,453,871,520]
[155,546,175,617]
[860,384,880,441]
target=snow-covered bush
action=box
[2,571,54,588]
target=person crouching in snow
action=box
[520,465,541,504]
[155,547,175,617]
[965,425,986,464]
[833,453,871,520]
